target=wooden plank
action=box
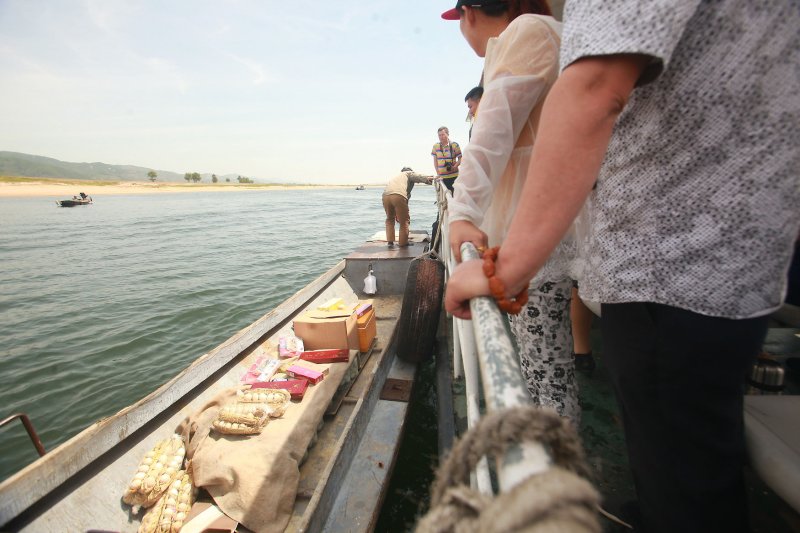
[0,261,346,526]
[323,400,409,532]
[324,351,361,416]
[291,331,407,532]
[357,338,378,370]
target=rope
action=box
[415,406,602,533]
[429,180,449,256]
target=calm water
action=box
[0,187,438,482]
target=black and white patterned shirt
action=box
[561,0,800,318]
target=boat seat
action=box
[744,395,800,513]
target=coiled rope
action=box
[415,406,601,533]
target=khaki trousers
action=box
[382,194,409,246]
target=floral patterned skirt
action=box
[508,278,580,425]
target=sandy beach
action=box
[0,180,374,198]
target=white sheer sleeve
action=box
[448,16,561,226]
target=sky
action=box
[0,0,487,184]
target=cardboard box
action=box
[293,308,359,351]
[294,359,330,376]
[182,502,239,533]
[287,364,324,384]
[357,307,376,353]
[300,348,350,364]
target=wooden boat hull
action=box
[0,237,434,532]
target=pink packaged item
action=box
[286,365,324,385]
[241,358,281,385]
[279,335,305,358]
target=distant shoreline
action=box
[0,178,380,198]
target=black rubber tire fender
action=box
[396,256,445,363]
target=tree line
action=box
[144,170,254,184]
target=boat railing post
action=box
[436,182,463,380]
[0,413,46,457]
[459,242,553,492]
[454,316,493,494]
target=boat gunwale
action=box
[295,317,403,532]
[0,260,346,526]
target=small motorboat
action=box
[57,192,92,207]
[355,185,365,190]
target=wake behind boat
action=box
[56,192,92,207]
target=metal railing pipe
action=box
[454,316,494,494]
[0,413,46,457]
[460,242,552,490]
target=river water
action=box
[0,187,438,484]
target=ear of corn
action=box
[137,470,195,533]
[213,388,290,435]
[123,435,186,510]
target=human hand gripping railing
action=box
[457,241,552,492]
[434,178,553,493]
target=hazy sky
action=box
[0,1,486,183]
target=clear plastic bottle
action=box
[364,264,377,295]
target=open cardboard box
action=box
[293,307,359,351]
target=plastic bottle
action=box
[364,264,377,295]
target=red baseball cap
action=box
[441,0,508,20]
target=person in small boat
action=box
[79,192,88,199]
[442,0,581,422]
[382,167,433,248]
[445,1,799,532]
[431,127,462,193]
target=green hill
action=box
[0,152,258,183]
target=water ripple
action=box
[0,188,437,480]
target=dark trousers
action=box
[441,177,456,193]
[601,302,768,533]
[786,240,800,305]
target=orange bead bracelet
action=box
[481,246,529,315]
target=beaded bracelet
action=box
[481,246,529,315]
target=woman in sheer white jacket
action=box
[442,0,580,422]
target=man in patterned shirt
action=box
[431,126,462,192]
[445,1,799,531]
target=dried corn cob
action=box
[123,435,186,511]
[236,387,291,412]
[218,403,269,426]
[213,387,291,435]
[261,389,291,417]
[212,418,265,435]
[137,470,195,533]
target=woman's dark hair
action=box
[480,0,551,19]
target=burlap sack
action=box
[179,359,351,532]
